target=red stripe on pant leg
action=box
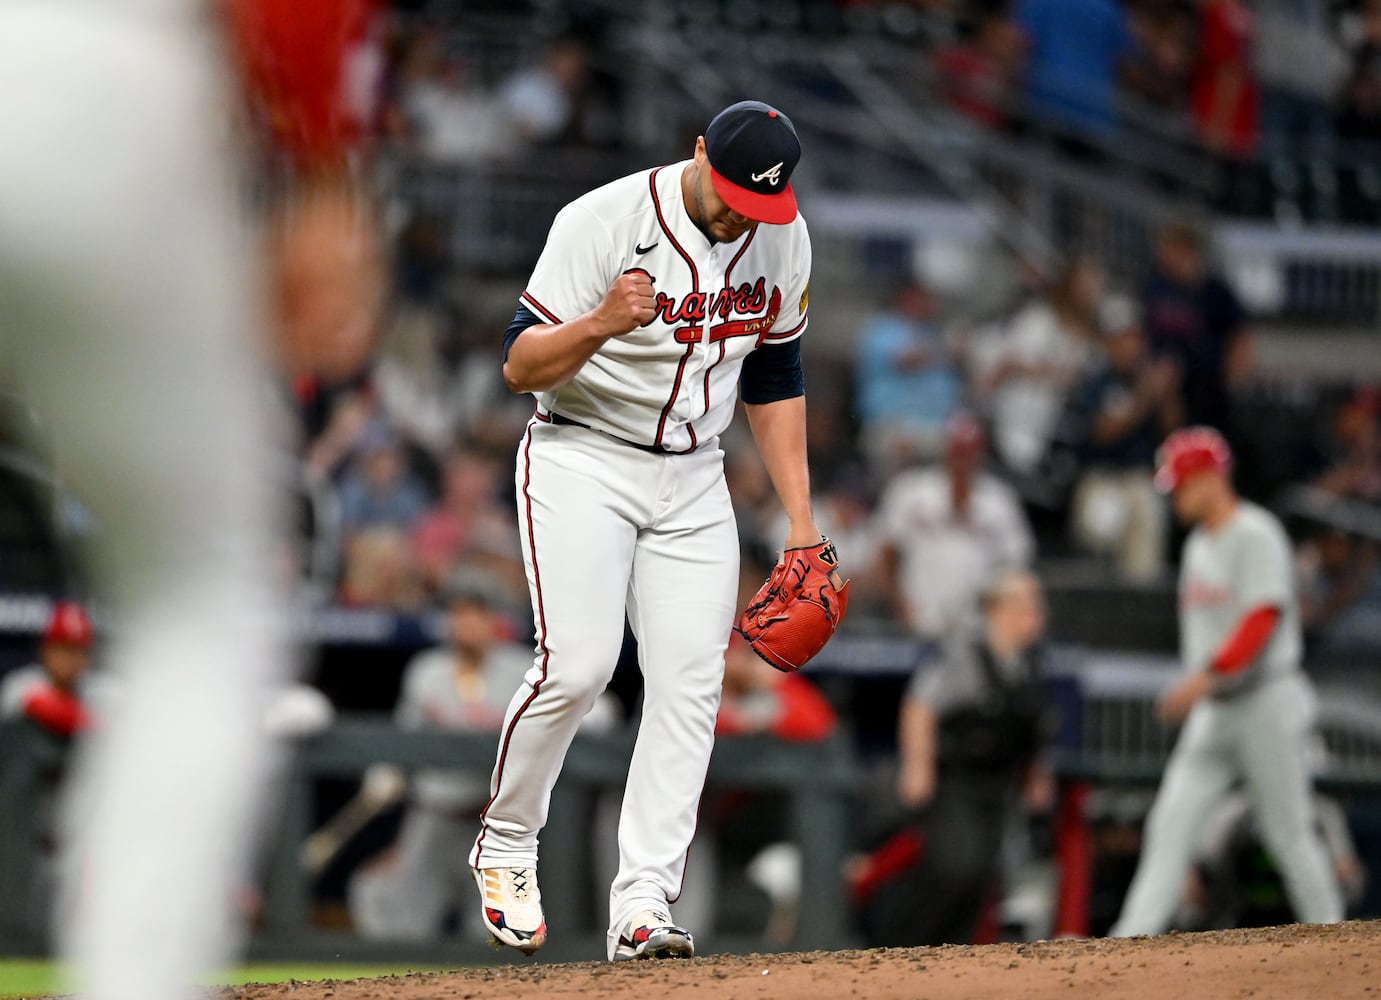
[474,420,551,863]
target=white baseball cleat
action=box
[610,909,695,961]
[474,867,547,954]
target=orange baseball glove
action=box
[737,537,850,672]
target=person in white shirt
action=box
[877,415,1035,642]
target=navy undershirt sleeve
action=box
[739,339,805,405]
[503,304,543,361]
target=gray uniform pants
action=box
[1112,673,1343,936]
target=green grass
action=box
[0,960,452,999]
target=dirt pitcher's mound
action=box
[229,921,1379,1000]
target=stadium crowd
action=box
[366,0,1381,220]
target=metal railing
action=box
[5,650,1381,959]
[253,721,857,962]
[0,719,69,956]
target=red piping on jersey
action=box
[691,228,758,433]
[649,166,699,292]
[762,315,808,342]
[474,419,551,863]
[656,343,696,450]
[1209,605,1280,676]
[650,165,701,449]
[701,341,727,417]
[724,226,757,280]
[520,291,562,325]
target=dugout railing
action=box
[3,645,1381,962]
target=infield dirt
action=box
[226,920,1378,999]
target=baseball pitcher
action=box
[469,100,848,961]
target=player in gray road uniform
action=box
[1111,427,1343,936]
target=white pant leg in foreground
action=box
[0,8,289,1000]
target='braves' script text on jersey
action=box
[519,160,811,451]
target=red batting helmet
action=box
[1153,426,1232,493]
[44,600,93,648]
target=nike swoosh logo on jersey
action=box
[634,242,659,254]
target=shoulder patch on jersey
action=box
[798,281,809,316]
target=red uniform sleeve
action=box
[223,0,374,168]
[22,686,90,737]
[1208,605,1280,676]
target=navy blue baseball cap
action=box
[703,100,801,225]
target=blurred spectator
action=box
[1254,0,1347,165]
[396,31,514,163]
[1013,0,1133,142]
[716,632,838,743]
[0,601,95,737]
[1341,0,1381,145]
[1189,0,1259,160]
[1064,296,1182,582]
[1141,221,1251,434]
[876,415,1034,642]
[373,308,460,457]
[855,278,963,473]
[1340,0,1381,55]
[349,580,613,940]
[338,527,424,610]
[1338,44,1381,151]
[1123,1,1195,111]
[1296,525,1381,651]
[411,444,525,606]
[294,368,379,489]
[863,569,1054,946]
[498,38,594,147]
[1315,387,1381,502]
[935,9,1025,128]
[774,466,885,618]
[337,424,430,538]
[978,257,1103,479]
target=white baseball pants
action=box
[1112,673,1343,936]
[471,416,738,941]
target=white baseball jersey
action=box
[519,159,811,449]
[1178,501,1301,689]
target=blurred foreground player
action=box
[0,3,379,999]
[1111,427,1342,935]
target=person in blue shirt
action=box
[855,279,963,473]
[1015,0,1134,141]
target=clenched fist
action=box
[593,270,657,336]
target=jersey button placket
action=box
[670,248,719,447]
